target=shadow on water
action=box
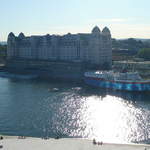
[7,78,150,103]
[79,84,150,101]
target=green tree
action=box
[138,48,150,60]
[0,44,7,51]
[0,44,7,57]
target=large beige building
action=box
[7,26,112,66]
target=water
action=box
[0,77,150,144]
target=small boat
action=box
[84,71,150,91]
[52,88,59,92]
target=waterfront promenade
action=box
[0,136,149,150]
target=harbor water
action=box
[0,76,150,144]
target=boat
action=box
[84,71,150,91]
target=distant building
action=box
[7,26,112,67]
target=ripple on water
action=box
[0,78,150,143]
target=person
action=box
[93,139,96,145]
[55,136,59,139]
[0,136,3,140]
[97,141,103,145]
[0,145,3,149]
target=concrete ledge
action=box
[0,136,149,150]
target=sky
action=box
[0,0,150,41]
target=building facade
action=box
[7,26,112,66]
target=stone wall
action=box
[6,59,86,81]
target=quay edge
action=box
[0,135,150,150]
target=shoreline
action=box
[0,135,150,150]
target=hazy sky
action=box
[0,0,150,41]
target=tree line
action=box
[0,44,7,57]
[0,44,7,51]
[112,38,150,52]
[112,38,150,60]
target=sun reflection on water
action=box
[78,95,150,143]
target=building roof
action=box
[18,33,25,39]
[92,26,101,34]
[102,27,110,35]
[8,32,15,37]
